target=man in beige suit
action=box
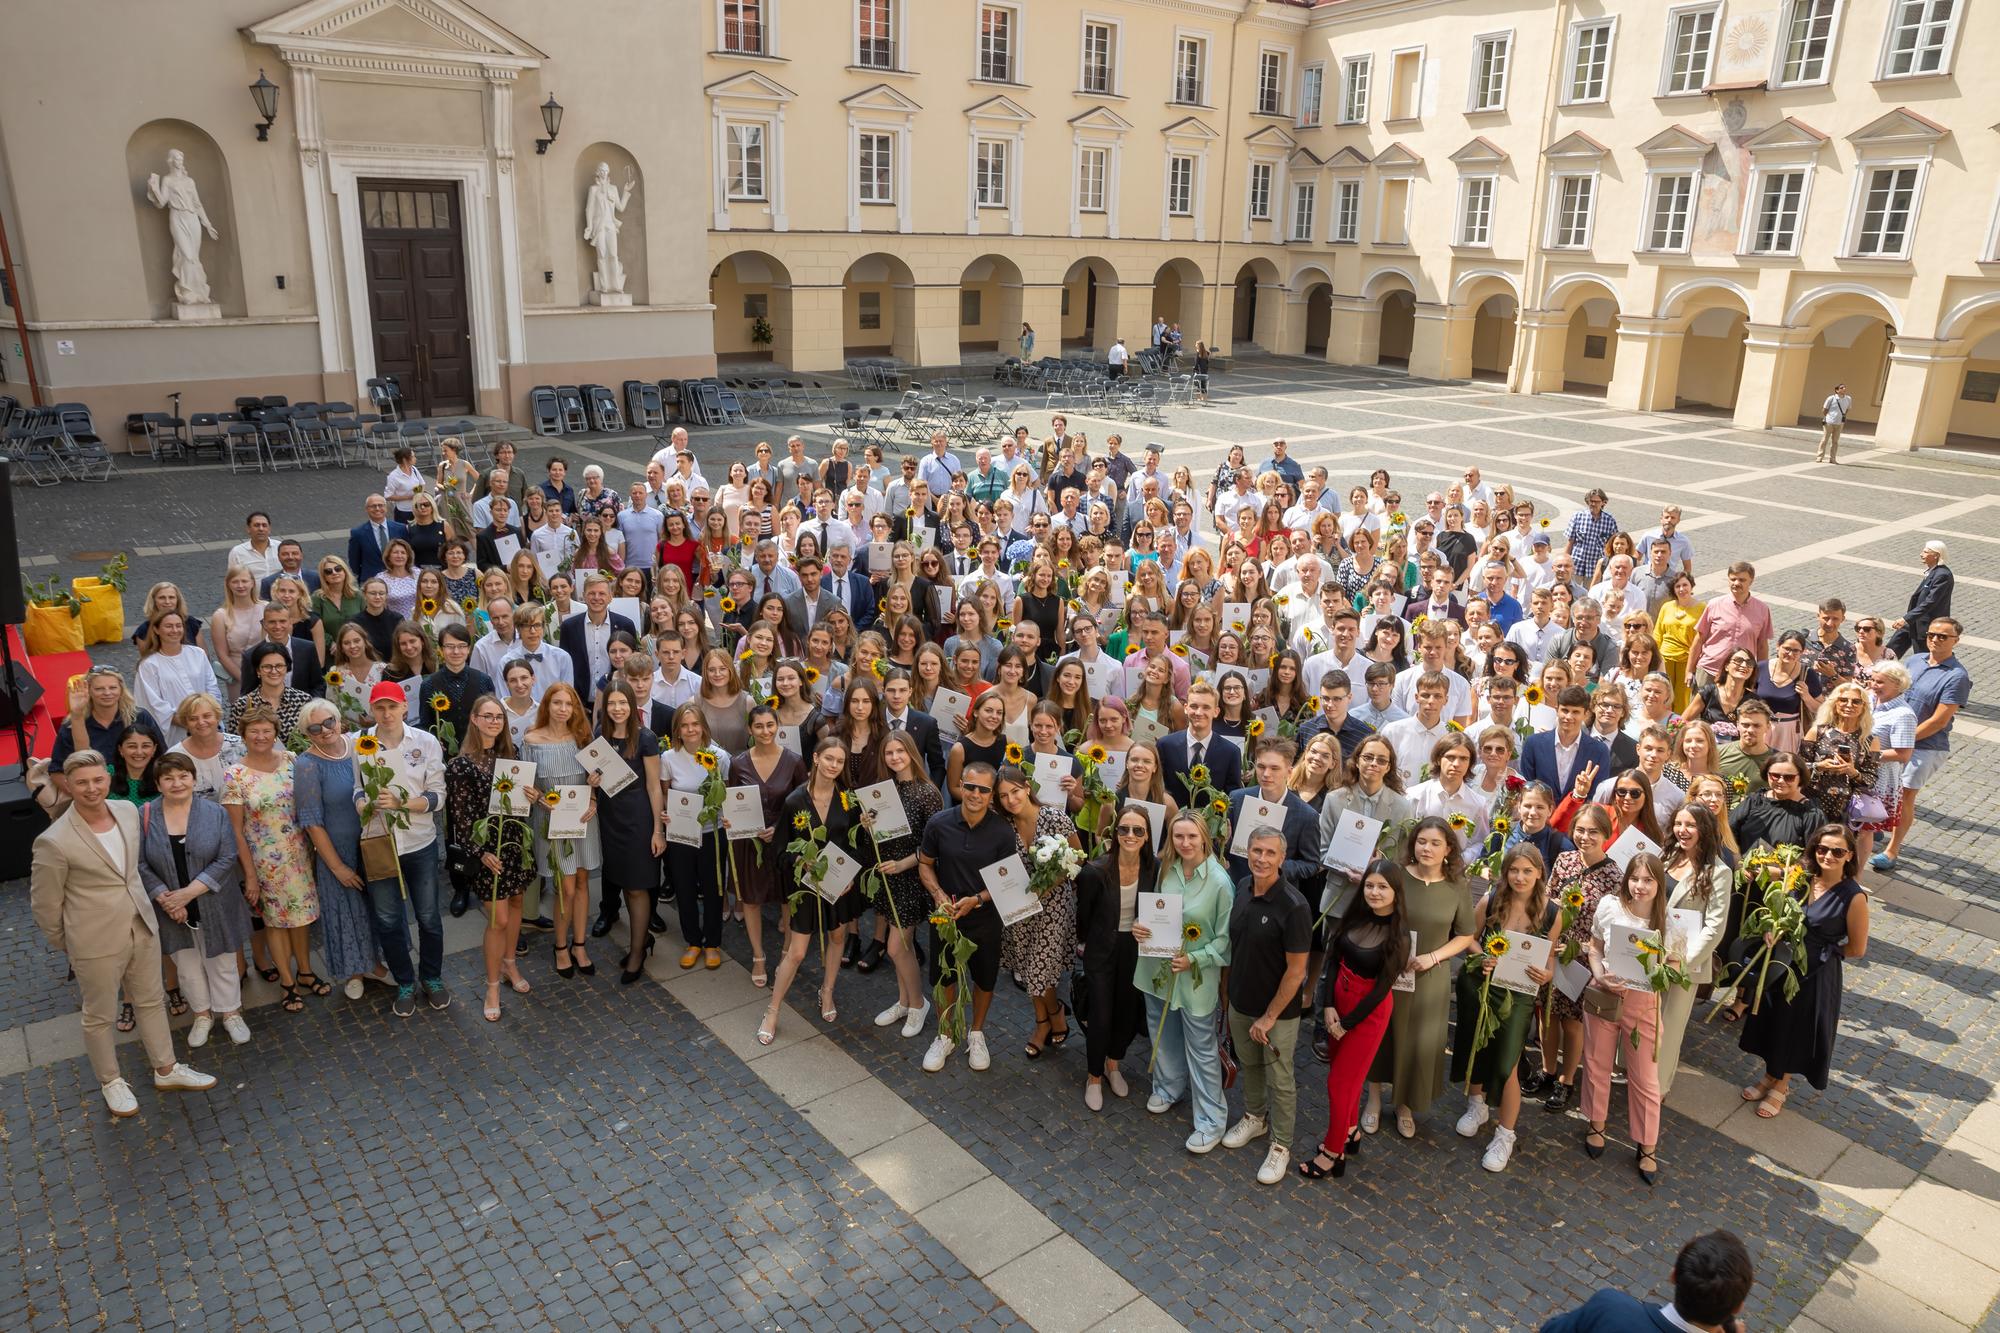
[31,750,215,1118]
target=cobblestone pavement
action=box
[5,355,1997,1329]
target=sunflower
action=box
[741,534,756,547]
[1388,511,1408,527]
[1004,743,1025,765]
[1303,696,1321,714]
[1183,922,1203,945]
[420,597,439,616]
[1268,652,1281,668]
[460,597,479,614]
[1229,621,1246,633]
[353,734,381,757]
[493,776,515,796]
[905,507,917,519]
[1730,776,1748,796]
[1522,684,1544,706]
[871,658,888,679]
[739,649,754,662]
[1411,614,1430,631]
[928,912,952,927]
[792,812,811,832]
[1538,517,1552,530]
[1210,798,1228,815]
[1492,815,1512,835]
[1276,593,1290,606]
[839,791,853,810]
[719,596,737,613]
[1057,560,1071,572]
[1171,643,1190,658]
[1561,886,1586,911]
[1123,581,1136,595]
[540,788,562,809]
[1485,935,1511,959]
[324,668,347,688]
[1447,813,1473,834]
[996,617,1014,631]
[1067,599,1083,613]
[696,750,718,770]
[1634,936,1663,961]
[1084,743,1108,763]
[1189,764,1211,786]
[804,666,822,684]
[1246,718,1266,737]
[1445,720,1464,733]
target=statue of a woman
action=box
[582,162,636,300]
[146,149,220,311]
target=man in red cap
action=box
[357,682,448,1018]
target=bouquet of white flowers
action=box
[1026,832,1084,899]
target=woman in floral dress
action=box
[446,694,538,1018]
[995,765,1082,1058]
[1532,804,1622,1114]
[222,704,322,1013]
[292,699,388,1002]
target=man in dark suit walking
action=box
[558,574,636,711]
[1157,681,1241,809]
[346,494,408,582]
[1519,687,1611,797]
[1887,540,1954,657]
[1539,1230,1750,1332]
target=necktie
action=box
[1191,739,1205,771]
[890,717,905,732]
[375,524,387,552]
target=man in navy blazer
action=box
[1222,738,1321,887]
[1519,685,1611,798]
[1157,682,1241,808]
[557,575,636,707]
[1540,1230,1750,1332]
[824,545,876,633]
[346,494,408,582]
[880,672,945,787]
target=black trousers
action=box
[669,833,724,948]
[928,904,1003,993]
[1086,932,1144,1077]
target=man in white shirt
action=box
[1107,339,1129,378]
[751,540,802,603]
[1472,676,1526,739]
[1150,316,1167,349]
[1815,383,1853,464]
[471,599,522,683]
[1460,466,1495,514]
[1283,479,1327,531]
[528,508,576,564]
[648,426,692,471]
[509,610,572,701]
[1211,468,1256,530]
[1393,619,1475,724]
[470,469,515,528]
[226,512,282,581]
[649,631,702,713]
[1302,609,1367,694]
[1590,554,1649,620]
[918,432,963,498]
[956,538,1014,603]
[1381,674,1454,789]
[358,683,449,1017]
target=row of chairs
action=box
[831,385,1020,445]
[845,359,911,391]
[133,399,495,475]
[728,377,838,417]
[0,398,116,484]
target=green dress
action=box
[1370,873,1475,1113]
[1450,894,1556,1090]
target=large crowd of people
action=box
[29,422,1973,1198]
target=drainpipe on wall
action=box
[1509,0,1573,394]
[1206,3,1252,357]
[0,203,43,407]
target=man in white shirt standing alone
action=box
[1815,383,1852,464]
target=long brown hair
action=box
[533,682,592,745]
[459,693,518,762]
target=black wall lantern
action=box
[535,94,563,154]
[249,69,280,141]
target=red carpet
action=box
[0,626,85,766]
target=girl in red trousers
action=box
[1299,860,1410,1179]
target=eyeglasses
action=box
[1814,845,1846,859]
[1927,631,1958,641]
[961,783,992,795]
[303,719,338,735]
[1614,787,1645,800]
[1767,771,1800,782]
[1116,825,1148,837]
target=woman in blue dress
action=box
[292,698,389,1001]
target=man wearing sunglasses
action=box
[1875,617,1971,872]
[916,763,1017,1074]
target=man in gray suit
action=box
[31,751,215,1118]
[781,555,841,641]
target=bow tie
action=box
[521,652,542,663]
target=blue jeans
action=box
[1144,993,1227,1136]
[364,845,443,987]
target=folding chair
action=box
[555,385,589,434]
[225,421,266,474]
[367,377,402,423]
[625,380,665,430]
[586,384,626,433]
[530,386,564,436]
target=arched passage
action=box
[1303,284,1333,355]
[1447,274,1520,383]
[959,254,1024,358]
[1948,312,2000,443]
[710,250,794,362]
[1377,290,1416,365]
[1800,314,1894,429]
[1231,259,1282,347]
[1664,286,1751,412]
[1062,256,1118,349]
[1470,295,1518,379]
[844,252,918,363]
[1149,258,1207,355]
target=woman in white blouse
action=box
[1405,732,1489,853]
[383,446,424,523]
[134,611,218,746]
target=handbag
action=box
[1218,1015,1239,1091]
[1846,792,1889,826]
[1581,984,1625,1022]
[358,833,402,883]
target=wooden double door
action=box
[359,180,473,417]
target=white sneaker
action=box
[1482,1125,1517,1173]
[344,977,365,1001]
[223,1014,251,1045]
[874,1001,910,1028]
[922,1035,956,1072]
[1256,1145,1291,1186]
[1456,1098,1490,1139]
[1222,1113,1269,1150]
[966,1031,991,1071]
[152,1063,216,1093]
[1146,1093,1177,1115]
[186,1015,213,1048]
[1185,1129,1222,1155]
[900,1000,931,1039]
[101,1078,139,1118]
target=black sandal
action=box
[165,987,189,1017]
[295,971,333,997]
[257,965,280,984]
[1047,1001,1071,1047]
[279,985,305,1014]
[1025,1019,1051,1060]
[115,1002,136,1032]
[1297,1148,1343,1179]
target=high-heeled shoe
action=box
[1584,1127,1607,1160]
[572,946,596,978]
[819,980,838,1023]
[1344,1128,1362,1159]
[553,943,576,979]
[757,1004,779,1046]
[483,982,502,1022]
[1634,1146,1658,1186]
[751,955,768,987]
[1047,999,1071,1047]
[620,936,654,986]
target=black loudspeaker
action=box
[0,773,49,880]
[0,457,24,624]
[0,663,42,727]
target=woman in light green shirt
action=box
[1133,812,1235,1154]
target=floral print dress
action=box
[222,756,319,928]
[1547,849,1623,1022]
[1001,806,1080,995]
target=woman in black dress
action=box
[1074,801,1157,1112]
[1013,559,1063,665]
[729,704,806,988]
[1739,824,1869,1120]
[946,690,1010,801]
[763,736,871,1045]
[827,675,888,792]
[445,694,538,1021]
[868,730,944,1038]
[593,683,666,983]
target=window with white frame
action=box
[975,140,1009,208]
[1174,35,1207,104]
[1662,5,1720,94]
[858,131,894,204]
[1777,0,1840,85]
[722,0,765,54]
[1470,34,1510,111]
[1566,19,1615,102]
[1333,179,1361,242]
[1850,164,1921,257]
[1645,172,1696,251]
[1248,162,1273,220]
[1880,0,1958,78]
[1077,147,1108,212]
[1291,181,1317,241]
[1299,65,1324,126]
[978,5,1017,82]
[1549,175,1595,248]
[1081,19,1117,93]
[1258,51,1286,114]
[1457,176,1494,245]
[1748,169,1808,253]
[1338,55,1371,124]
[726,122,767,200]
[857,0,895,69]
[1388,48,1423,120]
[1167,155,1196,216]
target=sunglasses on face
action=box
[1814,845,1846,859]
[304,719,338,735]
[1116,825,1148,837]
[961,783,992,795]
[1614,787,1644,800]
[1767,771,1799,782]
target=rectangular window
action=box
[1854,165,1919,256]
[1338,55,1371,123]
[1081,20,1116,93]
[1779,0,1838,85]
[1750,170,1807,253]
[1174,36,1206,104]
[1292,182,1317,241]
[978,6,1015,82]
[1552,175,1595,248]
[1663,7,1719,93]
[744,293,769,320]
[1458,177,1493,245]
[1379,178,1410,244]
[722,0,764,54]
[1299,65,1324,126]
[726,122,766,200]
[1647,173,1695,251]
[857,0,895,69]
[1248,163,1273,220]
[961,290,982,326]
[858,291,882,330]
[1567,20,1614,102]
[1077,147,1108,212]
[1258,51,1285,114]
[1333,179,1360,242]
[1389,48,1422,120]
[1470,35,1510,111]
[1167,155,1195,217]
[858,131,894,204]
[975,140,1009,208]
[1882,0,1956,77]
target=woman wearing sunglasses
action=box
[291,699,390,1001]
[1074,802,1158,1112]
